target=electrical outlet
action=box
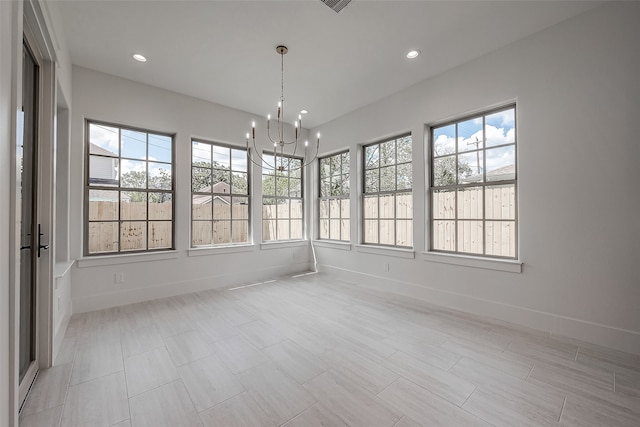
[114,272,125,284]
[384,262,390,272]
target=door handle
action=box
[37,224,49,258]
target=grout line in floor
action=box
[558,395,567,423]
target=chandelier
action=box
[246,45,319,172]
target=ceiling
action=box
[56,0,601,128]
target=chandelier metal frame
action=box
[246,45,319,173]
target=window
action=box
[86,121,174,254]
[363,135,413,247]
[191,140,249,246]
[319,151,350,241]
[430,105,517,258]
[262,156,303,241]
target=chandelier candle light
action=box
[246,45,320,172]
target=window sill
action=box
[422,251,522,273]
[354,244,415,259]
[260,240,308,250]
[188,244,256,257]
[77,250,179,268]
[311,240,352,251]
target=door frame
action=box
[9,0,57,422]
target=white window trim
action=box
[188,244,256,257]
[77,250,179,268]
[422,251,522,273]
[355,244,415,259]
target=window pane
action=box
[212,145,230,168]
[485,108,515,147]
[396,194,412,219]
[192,167,211,192]
[120,221,147,251]
[232,172,248,195]
[231,149,247,172]
[121,192,146,220]
[364,220,378,244]
[363,195,378,219]
[457,187,483,219]
[380,140,396,166]
[320,178,330,198]
[486,145,515,181]
[458,151,483,183]
[341,173,350,195]
[121,129,147,160]
[340,199,350,220]
[277,199,290,219]
[232,197,249,220]
[329,199,340,219]
[89,155,119,187]
[485,184,516,220]
[212,170,231,187]
[262,175,276,196]
[433,156,456,187]
[397,136,412,163]
[485,221,516,257]
[433,124,455,157]
[89,123,119,157]
[380,166,396,192]
[457,221,483,254]
[379,220,394,245]
[329,220,340,240]
[215,202,231,220]
[277,220,290,240]
[192,194,212,220]
[263,198,276,221]
[290,220,303,240]
[364,169,378,193]
[319,219,329,239]
[433,220,455,251]
[213,220,231,244]
[290,199,303,219]
[149,193,172,220]
[148,163,171,190]
[320,158,331,180]
[276,176,289,197]
[397,163,412,191]
[457,118,483,152]
[364,145,379,169]
[192,221,213,246]
[330,175,344,196]
[148,134,172,163]
[88,189,118,221]
[289,158,302,175]
[396,220,412,247]
[432,189,455,219]
[341,152,350,174]
[263,219,276,241]
[290,178,302,198]
[88,222,118,254]
[232,220,248,243]
[330,155,341,176]
[340,219,350,241]
[319,199,329,219]
[192,142,211,166]
[121,160,147,188]
[149,221,172,249]
[379,194,394,219]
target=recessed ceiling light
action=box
[406,50,420,59]
[132,53,147,62]
[300,110,308,114]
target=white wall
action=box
[70,67,312,312]
[311,1,640,354]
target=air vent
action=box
[321,0,352,13]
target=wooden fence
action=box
[89,186,515,255]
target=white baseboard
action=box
[72,262,312,314]
[319,264,640,355]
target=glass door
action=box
[18,39,40,405]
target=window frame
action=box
[84,119,175,256]
[362,134,413,248]
[191,139,251,247]
[318,150,350,242]
[261,154,305,242]
[429,104,518,259]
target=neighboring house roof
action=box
[89,142,117,157]
[461,164,515,183]
[193,181,232,205]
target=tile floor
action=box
[19,273,640,426]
